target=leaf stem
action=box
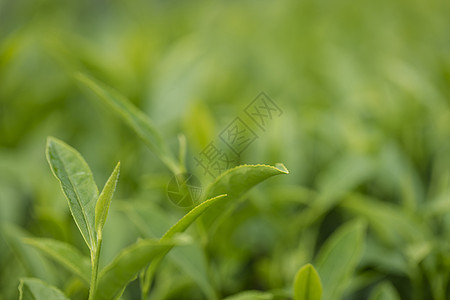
[89,237,102,300]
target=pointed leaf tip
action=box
[95,161,121,236]
[293,263,322,300]
[45,137,98,250]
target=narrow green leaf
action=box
[316,219,366,300]
[223,290,274,300]
[293,264,322,300]
[142,194,228,295]
[202,164,289,229]
[162,194,228,239]
[95,239,176,300]
[46,137,98,250]
[120,201,217,300]
[23,237,91,285]
[19,278,69,300]
[95,162,120,236]
[76,73,179,174]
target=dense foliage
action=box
[1,0,449,299]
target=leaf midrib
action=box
[53,146,95,249]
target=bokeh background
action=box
[1,0,450,299]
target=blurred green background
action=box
[1,0,449,299]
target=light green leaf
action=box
[316,219,366,300]
[205,163,289,199]
[162,194,228,239]
[95,239,176,300]
[202,163,289,229]
[23,237,91,285]
[293,264,322,300]
[76,73,179,174]
[95,162,120,236]
[46,137,98,250]
[223,290,274,300]
[120,201,217,300]
[368,282,401,300]
[19,278,69,300]
[142,194,228,295]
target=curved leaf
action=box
[95,162,120,236]
[76,73,179,174]
[19,278,69,300]
[316,219,366,300]
[46,137,98,250]
[202,163,289,228]
[23,237,91,285]
[120,201,218,300]
[95,239,176,300]
[142,194,228,295]
[293,264,322,300]
[162,194,228,239]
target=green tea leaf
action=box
[121,201,217,300]
[368,282,401,300]
[205,163,289,199]
[19,278,69,300]
[95,162,120,237]
[223,290,274,300]
[46,137,98,250]
[316,219,366,300]
[95,239,176,300]
[162,194,228,239]
[23,237,91,285]
[142,194,228,295]
[202,163,289,228]
[76,73,179,174]
[293,264,322,300]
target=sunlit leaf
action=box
[95,162,120,237]
[293,264,322,300]
[202,163,289,228]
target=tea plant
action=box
[1,1,449,297]
[15,75,293,298]
[18,135,291,299]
